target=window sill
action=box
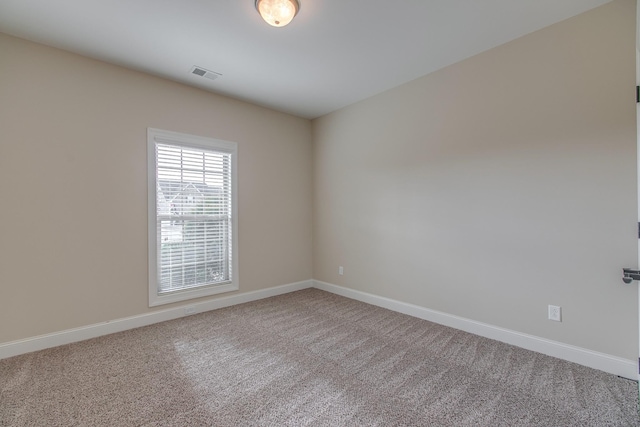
[149,282,239,307]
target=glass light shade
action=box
[255,0,300,27]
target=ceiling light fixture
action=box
[255,0,300,27]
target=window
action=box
[148,128,238,306]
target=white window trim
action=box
[147,128,239,307]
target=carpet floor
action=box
[1,288,638,426]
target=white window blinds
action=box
[148,128,238,306]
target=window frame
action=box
[147,128,239,307]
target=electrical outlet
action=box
[338,266,344,275]
[184,306,196,315]
[548,305,561,322]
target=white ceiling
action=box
[0,0,612,119]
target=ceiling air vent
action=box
[191,66,222,81]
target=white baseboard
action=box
[314,280,638,381]
[0,280,313,360]
[2,278,636,381]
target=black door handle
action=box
[622,268,640,283]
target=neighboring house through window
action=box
[148,128,238,306]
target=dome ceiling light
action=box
[255,0,300,27]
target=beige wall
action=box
[313,0,638,359]
[0,34,313,343]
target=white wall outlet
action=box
[548,305,561,322]
[184,306,197,315]
[338,266,344,275]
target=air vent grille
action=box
[191,66,222,81]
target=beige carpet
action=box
[1,288,638,426]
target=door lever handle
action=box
[622,268,640,284]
